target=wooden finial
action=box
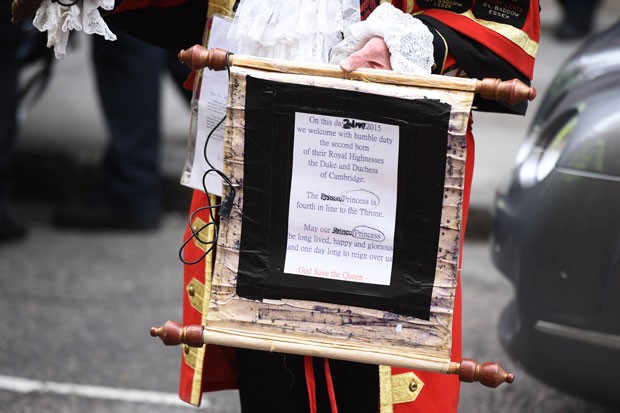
[476,78,537,105]
[177,45,231,71]
[11,0,43,23]
[150,321,205,347]
[450,358,515,388]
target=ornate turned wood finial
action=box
[477,78,537,105]
[450,358,515,388]
[177,45,231,71]
[11,0,43,23]
[150,321,205,348]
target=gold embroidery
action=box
[460,10,538,58]
[190,344,207,405]
[190,195,218,406]
[187,278,206,313]
[183,345,199,369]
[191,217,212,253]
[391,371,424,404]
[406,0,415,14]
[380,368,425,411]
[379,366,394,413]
[207,0,237,18]
[435,29,449,74]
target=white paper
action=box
[187,15,237,195]
[284,112,400,286]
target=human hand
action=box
[330,4,433,74]
[338,36,392,72]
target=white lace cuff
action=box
[329,3,434,74]
[33,0,117,59]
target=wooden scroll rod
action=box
[178,45,536,105]
[151,320,514,388]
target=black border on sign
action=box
[235,76,451,320]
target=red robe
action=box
[108,1,539,411]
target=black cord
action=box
[179,52,236,266]
[52,0,81,6]
[178,205,217,265]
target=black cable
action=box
[52,0,81,6]
[179,52,236,266]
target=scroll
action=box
[211,61,470,373]
[154,49,534,385]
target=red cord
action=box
[304,356,317,413]
[323,359,339,413]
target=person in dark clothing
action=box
[554,0,602,40]
[53,30,167,231]
[0,2,27,243]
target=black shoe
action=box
[0,202,28,244]
[53,201,160,231]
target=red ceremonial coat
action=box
[107,1,539,411]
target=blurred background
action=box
[1,0,619,412]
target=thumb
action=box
[339,52,367,72]
[338,36,392,73]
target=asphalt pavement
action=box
[2,1,620,412]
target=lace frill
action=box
[33,0,117,59]
[227,0,361,63]
[329,3,435,74]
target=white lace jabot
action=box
[227,0,361,64]
[33,0,117,59]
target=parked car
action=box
[491,22,620,407]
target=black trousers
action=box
[0,2,21,203]
[91,30,165,215]
[237,349,379,413]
